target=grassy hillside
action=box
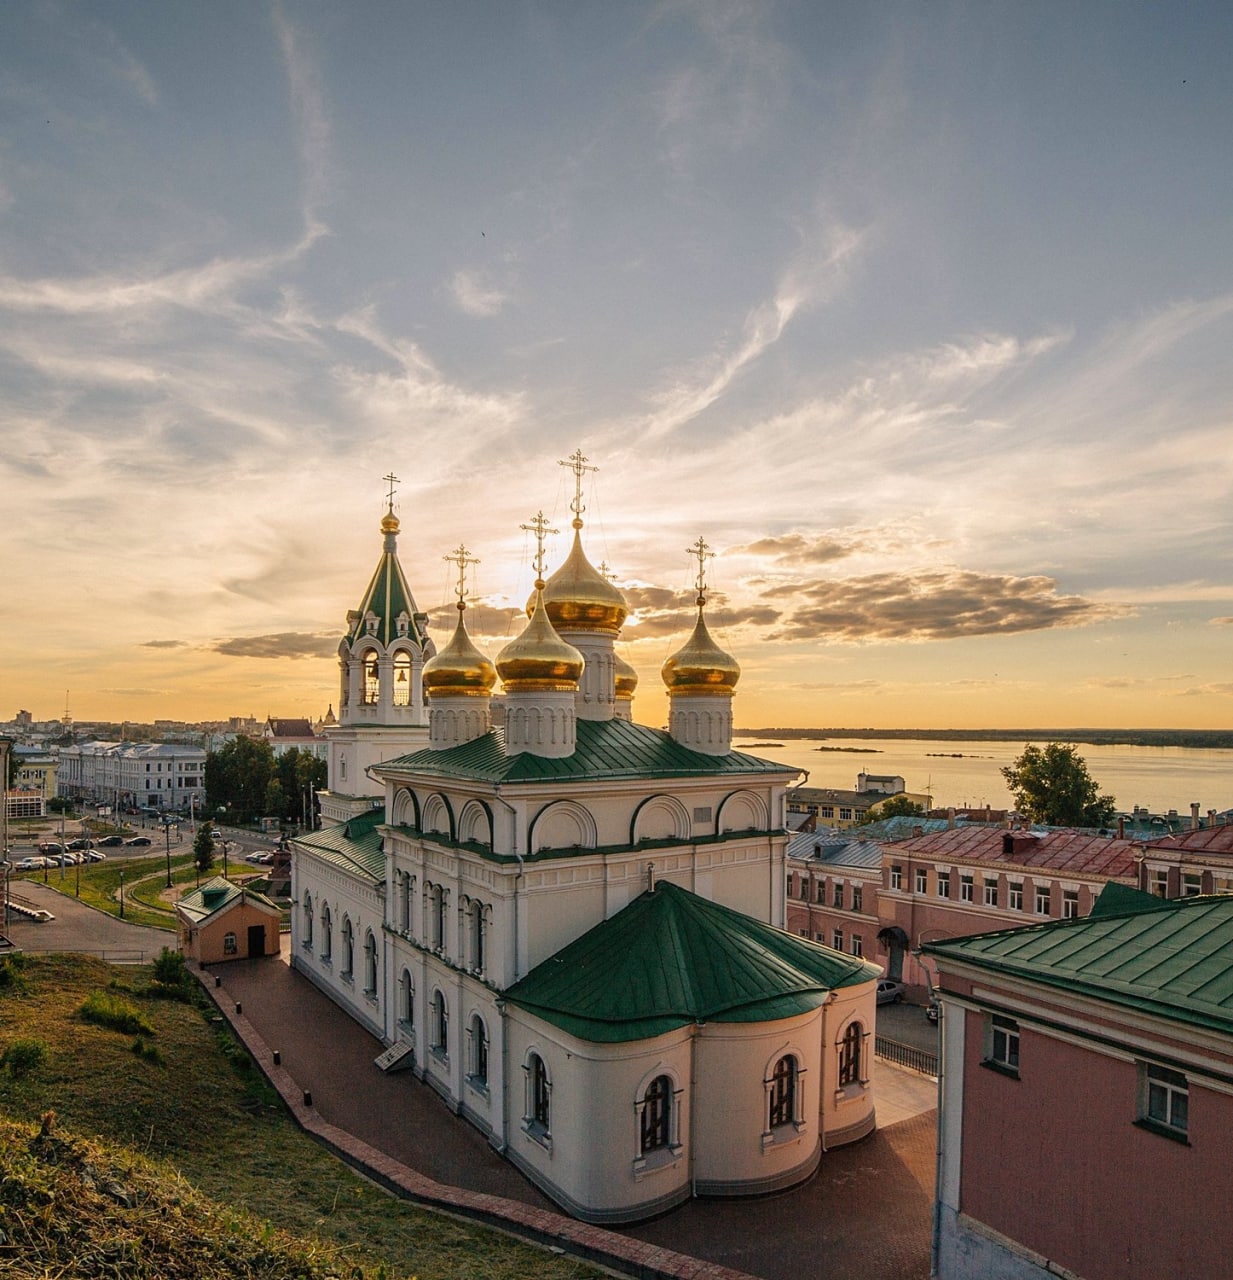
[0,953,600,1279]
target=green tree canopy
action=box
[858,795,925,825]
[1000,742,1117,827]
[204,736,275,824]
[193,825,215,874]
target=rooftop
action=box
[891,826,1138,880]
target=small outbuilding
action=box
[176,876,281,964]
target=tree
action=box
[193,825,215,875]
[204,736,275,824]
[1001,743,1117,828]
[858,795,925,825]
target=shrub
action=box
[131,1036,164,1064]
[1,1036,48,1077]
[79,992,155,1037]
[152,947,189,988]
[0,954,28,992]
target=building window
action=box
[429,883,447,952]
[468,1014,489,1087]
[838,1022,863,1087]
[816,882,826,904]
[820,806,834,819]
[393,650,412,706]
[431,990,448,1058]
[1009,881,1024,911]
[363,930,378,998]
[984,879,999,908]
[800,878,810,901]
[321,905,332,963]
[302,892,313,950]
[341,917,354,980]
[527,1053,551,1135]
[223,931,237,956]
[890,865,903,890]
[469,900,486,974]
[832,928,844,951]
[839,808,852,821]
[985,1014,1020,1076]
[1140,1063,1188,1140]
[361,648,380,705]
[1035,884,1051,914]
[937,870,950,899]
[640,1074,673,1155]
[1150,869,1168,898]
[1063,889,1079,918]
[851,884,863,913]
[833,882,844,909]
[960,874,973,902]
[398,968,413,1025]
[851,934,863,957]
[913,867,926,894]
[768,1055,799,1129]
[398,871,413,933]
[1181,873,1202,898]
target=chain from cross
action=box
[559,448,597,528]
[443,545,480,611]
[520,511,558,587]
[383,472,399,510]
[688,536,713,605]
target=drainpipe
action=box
[689,1021,701,1201]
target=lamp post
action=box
[164,817,173,888]
[118,868,125,919]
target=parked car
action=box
[38,842,64,855]
[876,979,906,1005]
[13,856,49,871]
[98,835,124,847]
[67,838,92,851]
[125,836,152,846]
[85,850,107,862]
[210,829,223,838]
[245,850,273,864]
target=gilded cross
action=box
[687,536,713,606]
[520,511,558,588]
[559,448,597,528]
[383,472,399,510]
[443,545,480,611]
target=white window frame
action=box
[985,1014,1020,1076]
[1139,1062,1189,1141]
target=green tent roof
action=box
[176,876,279,924]
[349,525,427,650]
[504,880,881,1043]
[295,808,385,881]
[921,892,1233,1035]
[378,716,797,786]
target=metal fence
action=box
[874,1035,938,1078]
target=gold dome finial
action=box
[423,544,497,696]
[661,536,741,696]
[380,470,400,535]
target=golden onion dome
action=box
[381,510,400,535]
[530,530,628,635]
[422,611,496,697]
[661,610,741,696]
[613,649,639,700]
[497,593,584,692]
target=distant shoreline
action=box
[737,728,1233,750]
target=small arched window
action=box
[839,1022,863,1087]
[769,1055,797,1129]
[469,1013,489,1086]
[363,930,378,997]
[640,1074,673,1154]
[470,900,486,973]
[302,892,313,950]
[321,904,333,962]
[361,649,380,705]
[527,1053,551,1133]
[393,650,412,706]
[341,916,354,979]
[432,990,448,1056]
[399,968,414,1026]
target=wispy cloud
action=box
[273,2,332,230]
[213,633,338,660]
[450,269,510,317]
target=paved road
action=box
[1,878,171,961]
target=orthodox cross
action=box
[559,448,597,528]
[520,511,558,589]
[688,536,713,607]
[383,471,399,510]
[443,545,479,612]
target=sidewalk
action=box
[213,947,937,1280]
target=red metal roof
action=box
[1142,825,1233,855]
[892,826,1138,879]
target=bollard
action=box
[303,1091,312,1107]
[273,1050,281,1066]
[235,1002,242,1015]
[215,974,221,988]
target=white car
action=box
[13,856,49,871]
[876,979,906,1005]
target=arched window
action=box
[341,916,354,979]
[361,649,380,705]
[527,1053,551,1133]
[321,904,333,962]
[398,968,414,1026]
[839,1022,863,1087]
[640,1074,673,1154]
[398,871,413,933]
[470,900,486,974]
[468,1013,489,1086]
[302,892,313,950]
[429,883,447,952]
[363,930,378,997]
[432,990,448,1057]
[393,650,412,706]
[769,1055,798,1129]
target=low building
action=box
[1135,821,1233,897]
[264,717,328,761]
[785,833,884,966]
[923,892,1233,1280]
[58,741,205,813]
[787,775,932,832]
[878,825,1139,991]
[176,877,281,964]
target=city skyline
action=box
[3,4,1231,730]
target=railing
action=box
[874,1035,938,1078]
[8,947,156,965]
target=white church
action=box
[290,458,881,1224]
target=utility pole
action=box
[164,817,173,888]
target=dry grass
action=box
[0,954,602,1280]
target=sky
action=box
[2,1,1232,732]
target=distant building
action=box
[924,891,1233,1280]
[787,774,932,832]
[263,717,327,761]
[1135,820,1233,897]
[785,833,884,966]
[58,741,205,813]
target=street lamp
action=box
[118,868,125,919]
[164,818,173,889]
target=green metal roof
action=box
[1089,881,1166,918]
[294,808,385,882]
[349,527,427,650]
[504,880,882,1043]
[922,892,1233,1035]
[377,716,798,786]
[176,876,279,924]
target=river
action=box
[731,736,1233,817]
